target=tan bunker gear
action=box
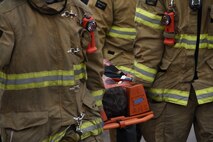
[0,0,104,141]
[134,0,213,141]
[134,0,213,106]
[84,0,137,75]
[82,1,141,142]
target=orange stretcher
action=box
[102,83,154,130]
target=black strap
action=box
[193,0,202,80]
[104,65,125,78]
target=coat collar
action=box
[28,0,67,15]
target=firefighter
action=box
[134,0,213,141]
[80,0,140,142]
[0,0,105,141]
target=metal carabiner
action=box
[168,0,176,12]
[170,0,175,7]
[73,113,85,135]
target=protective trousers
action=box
[109,125,142,142]
[139,87,213,142]
[1,125,102,142]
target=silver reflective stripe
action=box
[197,93,213,100]
[134,66,155,79]
[0,64,86,90]
[148,88,189,106]
[135,8,163,30]
[196,87,213,104]
[6,76,74,85]
[93,95,102,101]
[174,34,213,49]
[109,29,136,36]
[116,66,135,75]
[110,29,136,36]
[108,26,136,39]
[149,92,188,101]
[176,38,197,45]
[133,61,156,82]
[135,12,161,25]
[81,121,103,133]
[75,68,84,76]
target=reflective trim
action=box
[116,66,135,75]
[91,89,105,107]
[135,8,164,30]
[0,71,6,89]
[42,127,70,142]
[196,87,213,104]
[95,100,103,107]
[0,64,86,90]
[174,34,213,49]
[42,118,103,142]
[81,118,103,140]
[148,88,189,106]
[108,26,136,40]
[74,63,87,80]
[133,61,157,83]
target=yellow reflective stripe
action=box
[0,71,5,89]
[149,88,189,106]
[152,96,188,106]
[174,34,213,49]
[91,90,104,97]
[91,89,105,107]
[4,64,85,80]
[6,80,75,90]
[74,64,87,80]
[1,64,86,90]
[116,66,135,75]
[42,127,69,142]
[133,61,157,82]
[196,87,213,104]
[108,26,136,40]
[81,118,103,140]
[135,8,164,30]
[0,71,6,79]
[42,118,103,142]
[95,100,103,107]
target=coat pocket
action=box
[0,111,48,130]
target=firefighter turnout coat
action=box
[134,0,213,106]
[0,0,104,141]
[83,0,137,74]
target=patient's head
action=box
[103,86,128,118]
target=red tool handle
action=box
[164,11,175,46]
[81,15,97,53]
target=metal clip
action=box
[169,0,176,12]
[170,0,175,7]
[67,48,80,53]
[69,84,80,91]
[61,10,77,18]
[73,113,85,135]
[189,0,201,11]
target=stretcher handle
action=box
[103,112,154,130]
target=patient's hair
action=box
[103,86,128,118]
